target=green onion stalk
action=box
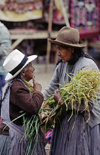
[21,109,42,155]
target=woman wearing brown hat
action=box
[0,49,46,155]
[43,26,100,155]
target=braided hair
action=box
[0,82,10,109]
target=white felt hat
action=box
[3,49,37,81]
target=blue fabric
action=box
[0,75,5,99]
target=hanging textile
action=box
[70,0,100,38]
[0,0,43,21]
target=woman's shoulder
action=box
[11,80,27,91]
[74,57,99,73]
[77,56,97,66]
[12,79,23,85]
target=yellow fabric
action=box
[22,79,34,95]
[0,10,42,22]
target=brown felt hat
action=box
[48,26,87,48]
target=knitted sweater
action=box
[43,56,100,128]
[10,80,43,125]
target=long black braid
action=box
[0,83,10,109]
[0,81,13,109]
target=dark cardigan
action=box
[10,80,43,125]
[0,80,43,134]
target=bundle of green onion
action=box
[23,114,40,155]
[40,68,100,132]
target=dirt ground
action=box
[33,64,55,91]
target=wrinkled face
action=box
[22,62,35,81]
[55,45,74,62]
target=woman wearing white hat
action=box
[0,49,46,155]
[43,26,100,155]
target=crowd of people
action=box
[0,23,100,155]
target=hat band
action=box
[10,56,28,75]
[56,37,79,44]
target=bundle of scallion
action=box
[39,68,100,132]
[17,108,44,155]
[23,113,40,155]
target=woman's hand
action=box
[53,89,65,107]
[32,75,42,92]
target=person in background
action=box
[0,21,11,101]
[43,26,100,155]
[88,46,100,69]
[0,49,46,155]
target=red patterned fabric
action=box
[0,1,43,14]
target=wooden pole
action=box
[59,0,70,27]
[45,0,53,72]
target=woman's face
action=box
[55,45,74,62]
[22,62,35,81]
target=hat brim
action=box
[48,38,87,48]
[5,55,37,81]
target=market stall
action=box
[0,0,100,71]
